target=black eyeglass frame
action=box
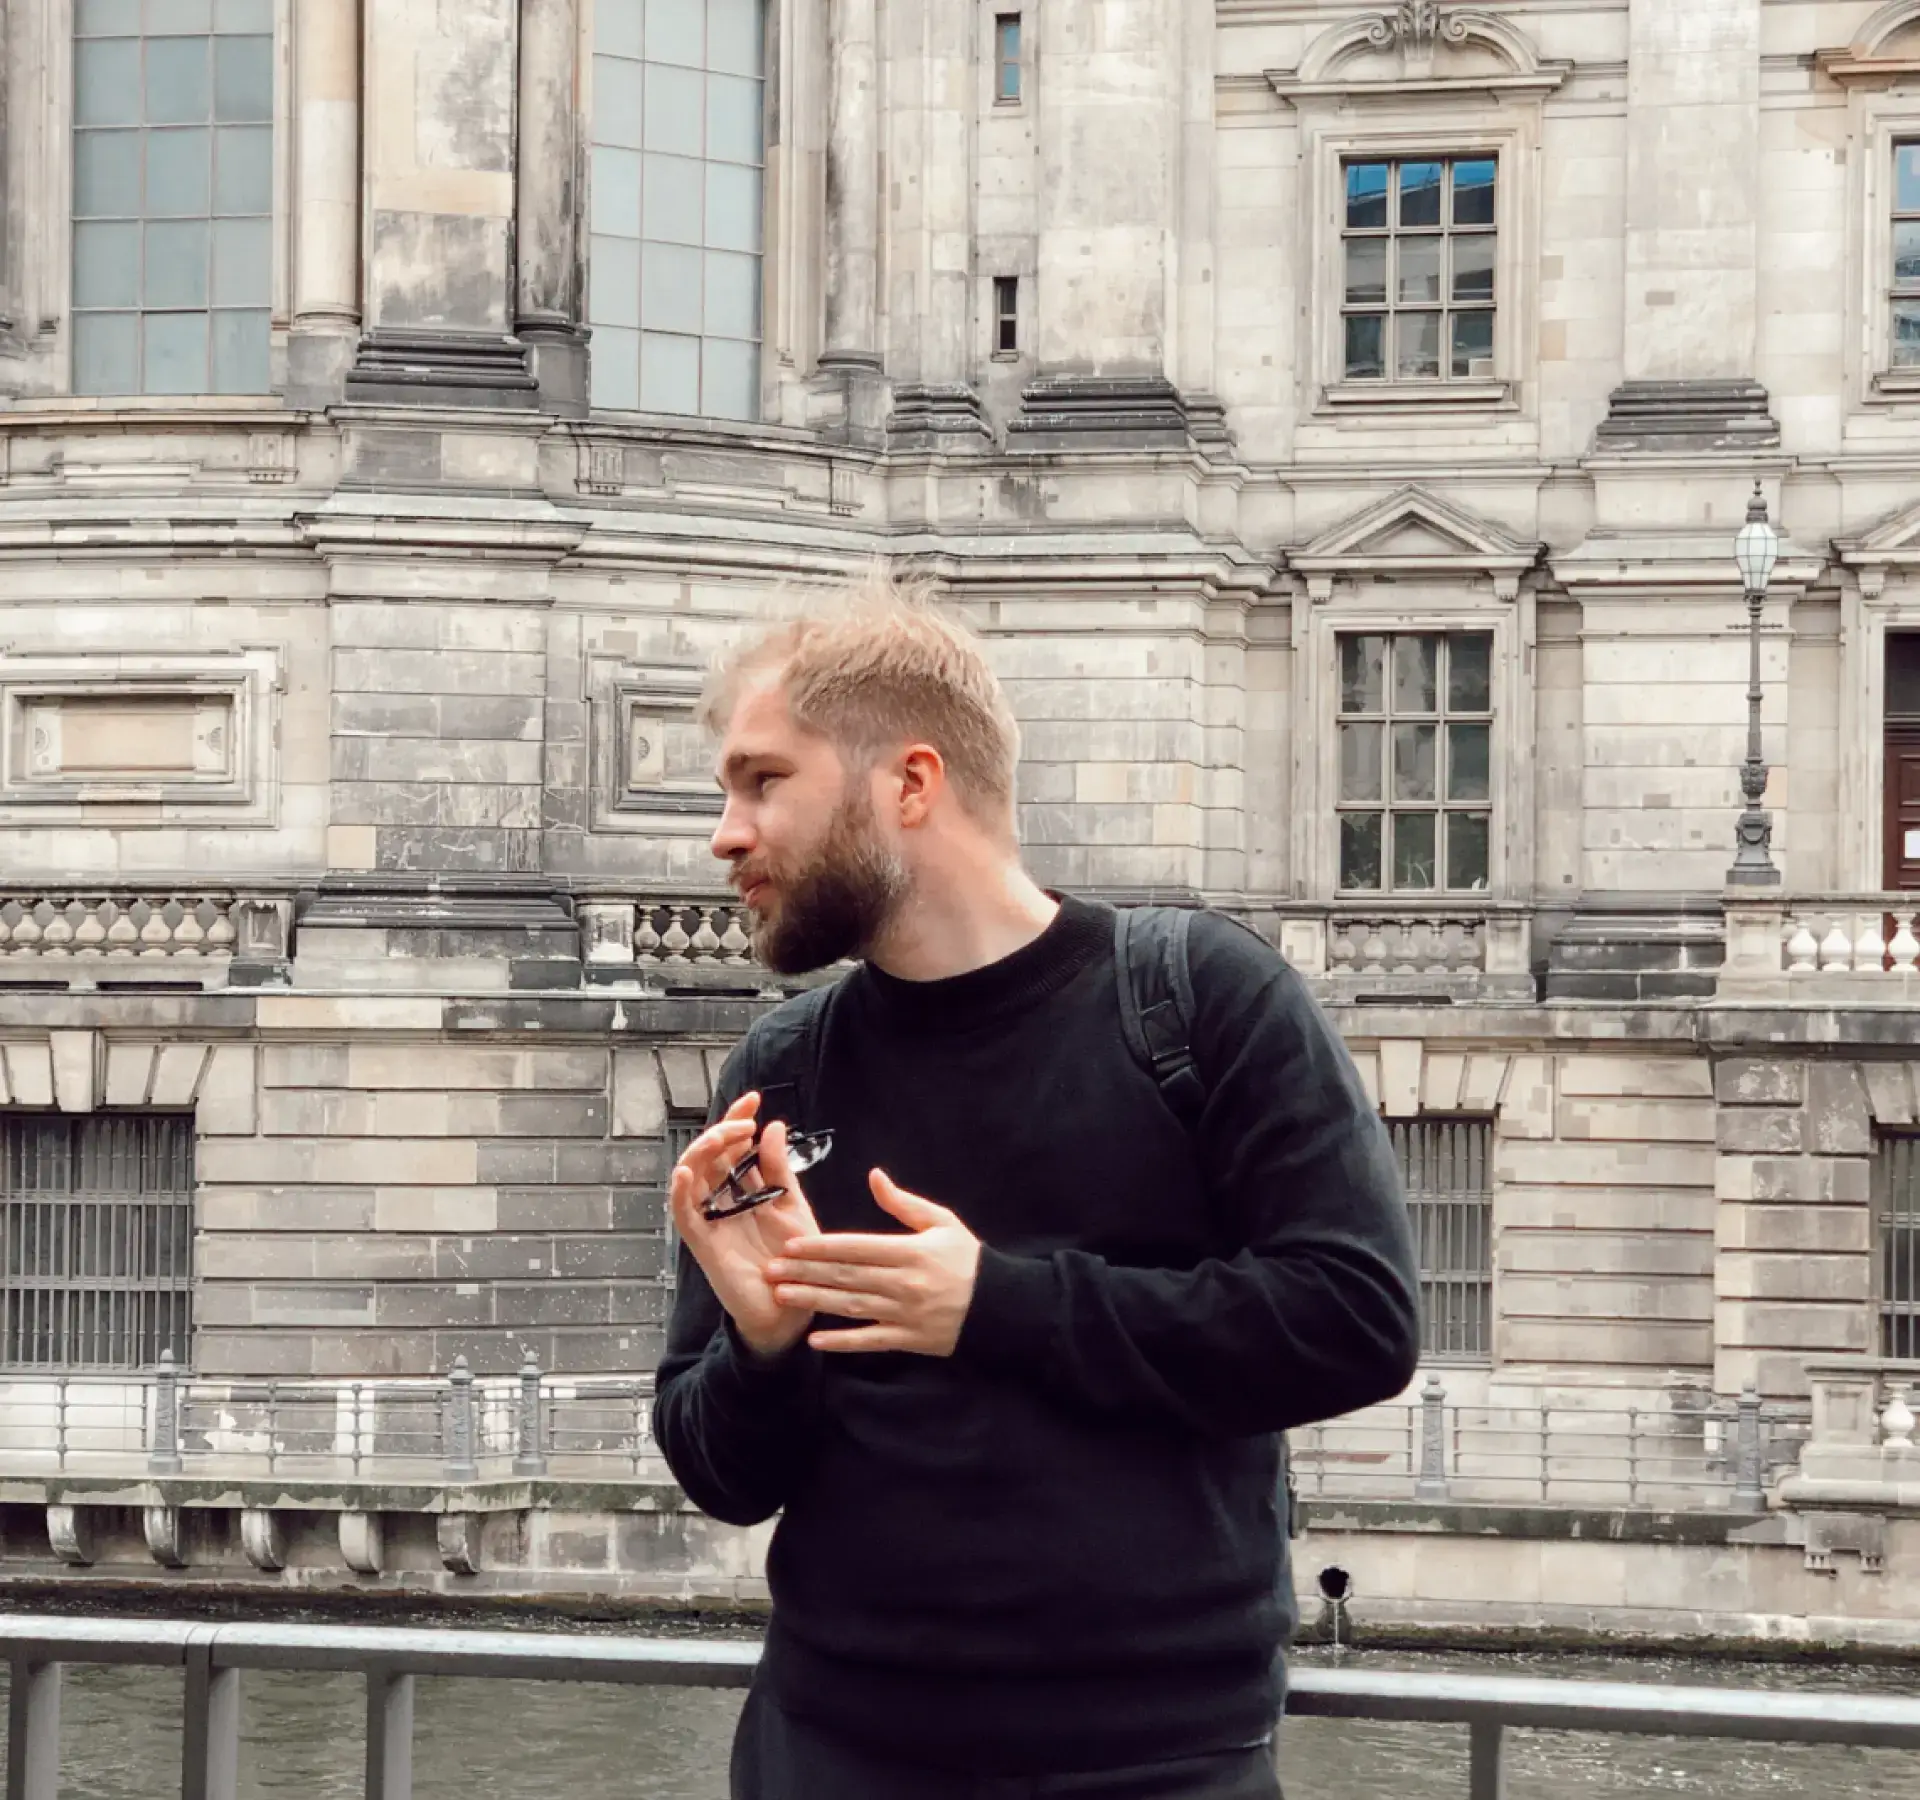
[700,1127,834,1222]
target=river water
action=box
[4,1642,1919,1798]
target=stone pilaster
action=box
[288,0,362,406]
[1595,0,1776,450]
[345,0,535,408]
[514,0,587,415]
[815,0,886,437]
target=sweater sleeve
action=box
[952,914,1422,1438]
[649,1036,826,1525]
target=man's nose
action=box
[710,801,753,863]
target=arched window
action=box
[588,0,766,421]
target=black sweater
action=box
[653,896,1419,1776]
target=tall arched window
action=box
[588,0,765,421]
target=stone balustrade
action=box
[577,896,762,985]
[1722,896,1920,996]
[0,895,240,960]
[1254,903,1535,1001]
[1783,904,1920,975]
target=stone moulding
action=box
[1817,0,1920,85]
[1269,5,1571,101]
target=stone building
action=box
[0,0,1918,1523]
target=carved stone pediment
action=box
[1268,5,1570,103]
[1833,495,1920,585]
[1817,1,1920,88]
[1291,486,1542,600]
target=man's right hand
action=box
[669,1092,821,1361]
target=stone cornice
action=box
[1268,3,1571,104]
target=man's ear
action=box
[896,744,946,829]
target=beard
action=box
[736,783,909,975]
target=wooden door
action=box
[1887,727,1920,891]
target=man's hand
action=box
[669,1093,821,1361]
[766,1171,981,1357]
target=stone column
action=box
[1009,0,1193,449]
[822,0,880,369]
[1594,0,1776,450]
[884,0,987,447]
[345,0,535,406]
[514,0,586,415]
[288,0,362,405]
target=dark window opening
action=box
[1890,632,1920,720]
[1394,1117,1493,1363]
[994,276,1019,354]
[995,14,1022,103]
[1878,1131,1920,1359]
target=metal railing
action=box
[1291,1377,1796,1510]
[4,1613,1920,1800]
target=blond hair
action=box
[701,566,1021,830]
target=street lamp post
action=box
[1728,482,1782,887]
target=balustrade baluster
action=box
[1891,913,1920,974]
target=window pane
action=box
[146,128,211,215]
[1446,814,1491,891]
[640,239,702,335]
[704,248,760,338]
[1392,813,1438,890]
[1396,310,1440,378]
[592,145,643,235]
[594,56,645,149]
[1451,309,1495,378]
[1399,161,1443,228]
[1394,635,1438,711]
[211,215,268,304]
[593,324,642,409]
[142,309,208,392]
[1345,237,1386,306]
[1346,162,1388,231]
[646,0,704,65]
[1452,233,1495,302]
[997,17,1022,100]
[1393,723,1437,802]
[1398,236,1441,304]
[143,217,208,305]
[639,330,701,413]
[210,307,268,392]
[1453,159,1496,227]
[146,37,211,125]
[598,0,644,59]
[74,221,142,307]
[76,40,142,126]
[1448,723,1491,802]
[77,0,141,32]
[643,152,704,243]
[214,34,271,122]
[148,0,213,30]
[1344,313,1384,381]
[73,311,140,393]
[706,73,762,164]
[1449,633,1493,711]
[705,160,761,252]
[644,61,704,156]
[214,0,273,29]
[1895,300,1920,368]
[75,130,143,217]
[590,233,641,327]
[1340,722,1383,803]
[1341,814,1384,891]
[1341,636,1386,713]
[213,124,271,213]
[707,0,763,77]
[703,336,759,420]
[1900,144,1920,214]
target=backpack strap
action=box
[750,978,842,1131]
[1112,905,1205,1135]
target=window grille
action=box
[1337,631,1494,892]
[1341,155,1496,382]
[1393,1117,1493,1363]
[662,1120,699,1292]
[588,0,766,420]
[1894,145,1920,369]
[1,1113,193,1369]
[994,277,1019,354]
[1877,1131,1920,1359]
[71,0,275,396]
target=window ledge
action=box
[1319,379,1515,414]
[1869,369,1920,400]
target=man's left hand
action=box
[766,1171,981,1356]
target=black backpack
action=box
[768,903,1299,1538]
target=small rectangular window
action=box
[1340,155,1496,383]
[1394,1117,1493,1364]
[1337,631,1494,893]
[995,14,1022,103]
[1877,1131,1920,1358]
[662,1120,700,1292]
[993,276,1018,354]
[1894,144,1920,369]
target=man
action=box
[654,574,1420,1800]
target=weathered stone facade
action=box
[0,0,1917,1483]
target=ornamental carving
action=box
[1366,4,1469,54]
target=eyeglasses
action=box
[700,1127,834,1222]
